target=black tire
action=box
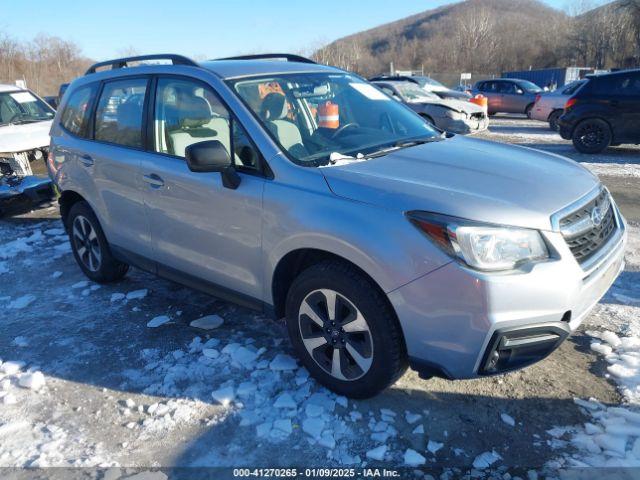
[66,201,129,283]
[285,260,408,398]
[548,110,562,132]
[525,103,534,119]
[572,118,612,154]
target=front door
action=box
[140,76,266,301]
[498,81,522,113]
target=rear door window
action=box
[60,84,98,137]
[94,78,148,148]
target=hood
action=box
[411,97,483,114]
[0,120,52,154]
[321,136,599,231]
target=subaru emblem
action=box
[591,205,604,227]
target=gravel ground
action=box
[0,116,639,477]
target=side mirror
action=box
[516,88,524,95]
[185,140,240,189]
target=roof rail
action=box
[85,54,199,75]
[215,53,316,64]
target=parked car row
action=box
[372,80,488,134]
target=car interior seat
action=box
[259,93,307,156]
[169,94,228,158]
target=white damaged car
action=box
[0,84,55,214]
[373,80,488,135]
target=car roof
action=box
[0,84,22,93]
[372,80,415,87]
[200,60,341,79]
[81,56,343,83]
[587,68,640,79]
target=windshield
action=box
[229,73,440,166]
[562,80,586,95]
[0,90,54,126]
[516,80,543,93]
[413,76,447,90]
[393,83,439,102]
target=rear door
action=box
[590,72,640,143]
[611,72,640,142]
[140,75,266,301]
[87,76,153,260]
[479,81,501,112]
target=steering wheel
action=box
[330,122,360,139]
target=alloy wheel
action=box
[298,289,373,381]
[576,122,605,149]
[72,215,102,272]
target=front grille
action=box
[559,189,617,264]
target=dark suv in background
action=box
[558,69,640,154]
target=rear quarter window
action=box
[591,73,640,96]
[60,84,98,137]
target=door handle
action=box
[143,173,164,188]
[79,154,94,167]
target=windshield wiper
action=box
[394,134,445,149]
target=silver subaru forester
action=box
[47,54,627,398]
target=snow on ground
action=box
[0,120,639,474]
[545,224,640,469]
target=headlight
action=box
[408,212,549,271]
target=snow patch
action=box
[190,315,224,330]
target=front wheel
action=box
[572,118,612,154]
[67,201,129,283]
[285,261,408,398]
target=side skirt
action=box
[110,245,274,316]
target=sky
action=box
[1,0,591,61]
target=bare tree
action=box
[0,33,90,96]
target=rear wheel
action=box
[285,261,407,398]
[525,103,534,119]
[572,118,612,154]
[548,110,562,131]
[67,201,129,283]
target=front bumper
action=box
[438,115,489,135]
[0,175,54,213]
[389,205,627,380]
